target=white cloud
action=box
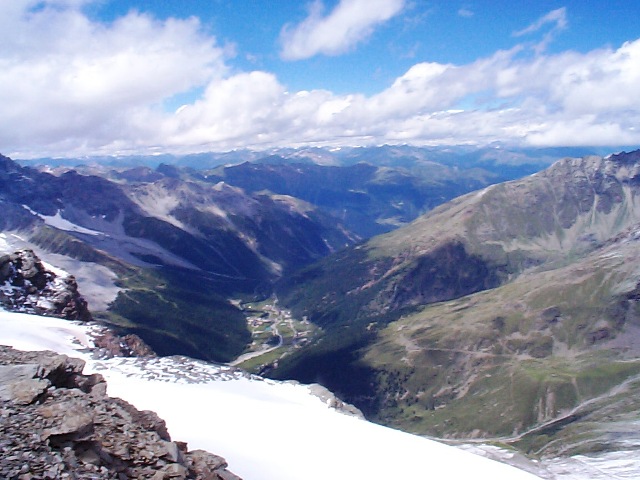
[552,42,640,114]
[513,7,567,55]
[166,72,287,147]
[279,0,406,60]
[458,8,474,18]
[1,2,640,159]
[513,7,567,37]
[0,1,227,156]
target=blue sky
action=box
[1,0,640,158]
[91,0,640,95]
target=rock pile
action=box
[91,327,157,359]
[0,346,241,479]
[0,250,91,321]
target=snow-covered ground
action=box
[2,311,639,479]
[0,310,542,480]
[21,206,103,236]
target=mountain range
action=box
[4,145,640,474]
[1,146,550,362]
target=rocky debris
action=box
[0,250,91,321]
[92,327,156,359]
[0,346,242,480]
[89,355,256,385]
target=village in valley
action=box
[230,298,319,373]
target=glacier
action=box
[0,310,543,480]
[3,310,640,479]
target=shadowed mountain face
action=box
[0,154,356,362]
[273,150,640,455]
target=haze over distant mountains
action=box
[23,144,614,169]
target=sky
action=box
[1,0,640,159]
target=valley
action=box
[4,146,640,476]
[1,146,552,364]
[230,298,320,372]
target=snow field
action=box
[0,310,541,479]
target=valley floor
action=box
[229,298,319,372]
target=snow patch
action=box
[40,260,69,278]
[128,187,183,228]
[22,205,102,236]
[0,232,26,251]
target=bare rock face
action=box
[0,249,91,321]
[0,346,242,479]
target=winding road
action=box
[229,322,283,366]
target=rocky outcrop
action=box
[308,383,365,419]
[92,327,157,358]
[0,250,91,321]
[0,346,241,479]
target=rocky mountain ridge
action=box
[0,345,241,479]
[0,249,90,322]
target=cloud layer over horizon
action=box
[2,0,640,159]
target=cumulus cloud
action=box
[0,0,227,156]
[1,3,640,158]
[163,37,640,151]
[279,0,406,60]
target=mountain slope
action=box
[278,151,640,325]
[364,227,640,442]
[0,153,356,362]
[272,150,640,455]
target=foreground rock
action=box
[0,250,91,321]
[0,346,241,479]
